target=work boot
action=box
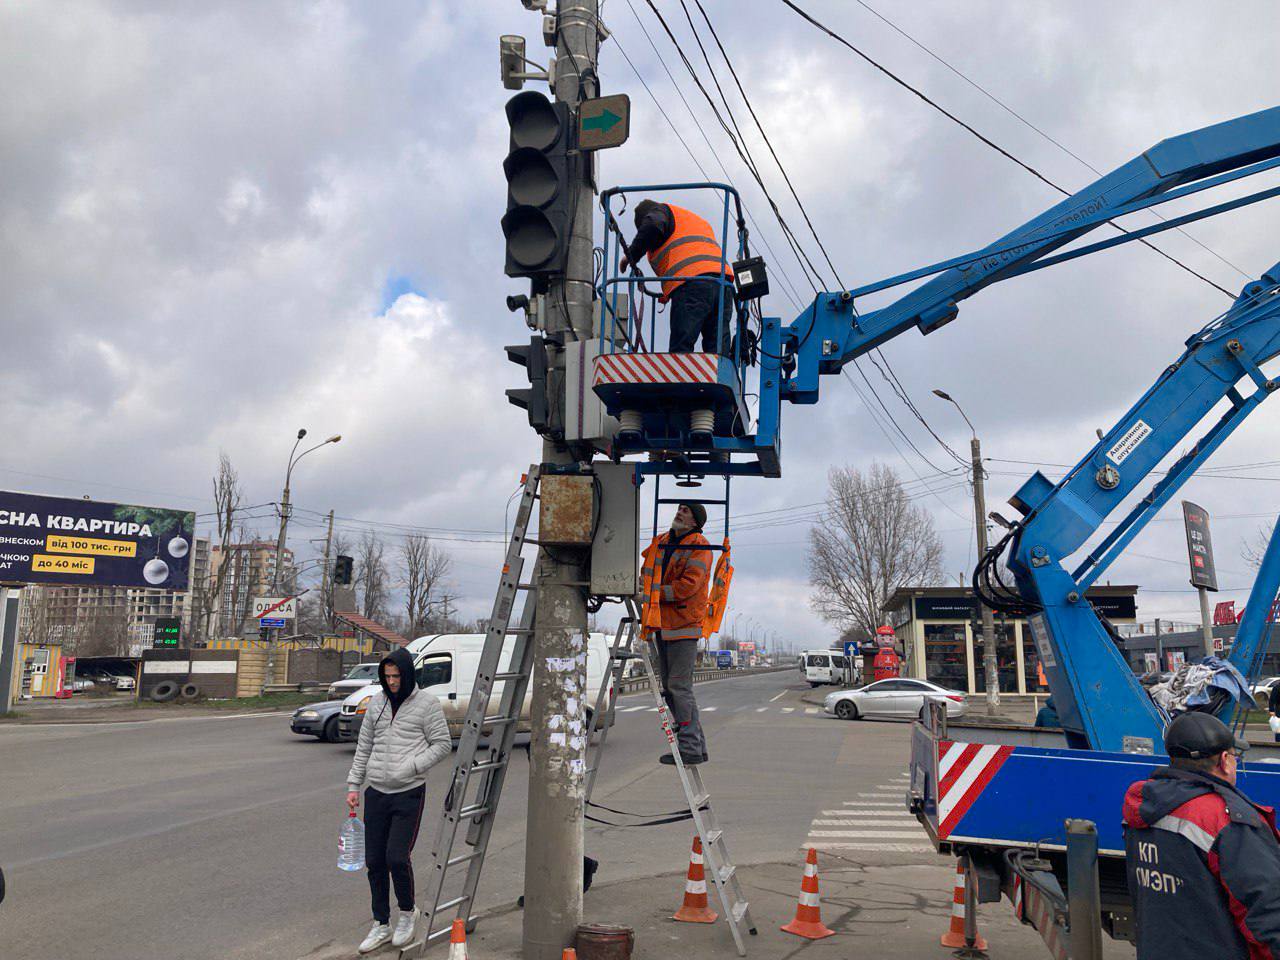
[391,907,420,948]
[358,922,392,954]
[660,752,705,766]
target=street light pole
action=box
[263,429,341,689]
[934,390,1000,714]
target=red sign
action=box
[1214,601,1237,626]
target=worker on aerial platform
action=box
[621,199,735,357]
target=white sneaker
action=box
[358,921,392,954]
[392,907,421,948]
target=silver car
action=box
[823,678,967,721]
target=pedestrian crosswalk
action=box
[801,772,934,854]
[616,701,825,716]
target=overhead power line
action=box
[778,0,1236,299]
[847,0,1251,283]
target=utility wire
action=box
[689,0,846,290]
[640,0,829,293]
[848,0,1251,283]
[678,0,965,468]
[612,21,807,311]
[778,0,1236,299]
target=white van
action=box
[801,649,855,687]
[338,632,615,741]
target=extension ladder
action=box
[407,467,632,955]
[621,596,757,956]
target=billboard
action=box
[0,491,196,589]
[1181,500,1218,592]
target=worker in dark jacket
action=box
[621,200,734,356]
[1268,682,1280,742]
[1033,696,1061,729]
[1122,711,1280,959]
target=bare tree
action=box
[808,462,945,637]
[77,609,131,657]
[401,534,452,638]
[192,453,247,642]
[357,531,389,621]
[1243,524,1277,569]
[18,585,53,647]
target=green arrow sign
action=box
[583,109,621,133]
[578,94,630,151]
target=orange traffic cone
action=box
[673,836,718,923]
[561,951,578,960]
[781,848,835,940]
[941,860,987,949]
[448,918,469,960]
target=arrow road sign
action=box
[578,94,630,151]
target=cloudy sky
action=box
[3,1,1279,648]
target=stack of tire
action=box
[148,680,202,702]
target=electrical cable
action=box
[847,0,1252,283]
[688,0,846,291]
[778,0,1236,299]
[640,0,828,295]
[617,2,808,311]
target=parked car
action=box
[823,678,967,721]
[290,700,346,742]
[111,674,136,691]
[327,662,380,700]
[338,633,616,742]
[70,678,96,692]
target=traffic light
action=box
[502,90,574,281]
[333,554,354,585]
[505,336,551,434]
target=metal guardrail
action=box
[615,663,793,694]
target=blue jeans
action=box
[669,277,732,355]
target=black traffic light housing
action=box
[333,554,354,586]
[505,336,551,434]
[502,91,575,282]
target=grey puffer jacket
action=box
[346,649,452,794]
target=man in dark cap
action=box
[639,502,713,765]
[1122,711,1280,959]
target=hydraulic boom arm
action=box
[782,106,1280,403]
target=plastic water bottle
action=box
[338,812,365,872]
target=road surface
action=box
[2,671,934,960]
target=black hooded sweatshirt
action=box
[379,647,416,717]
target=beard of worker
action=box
[671,502,707,536]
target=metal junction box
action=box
[539,475,594,545]
[589,462,639,596]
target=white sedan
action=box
[824,678,967,721]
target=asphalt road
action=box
[1,671,931,960]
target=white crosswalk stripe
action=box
[803,775,932,854]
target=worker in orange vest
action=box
[621,200,734,357]
[639,501,712,765]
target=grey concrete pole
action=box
[523,3,599,958]
[972,436,1000,712]
[1198,587,1215,658]
[0,586,22,714]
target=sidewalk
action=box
[299,855,1130,959]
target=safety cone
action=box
[448,918,469,960]
[673,836,718,923]
[780,848,835,940]
[561,951,578,960]
[941,860,988,949]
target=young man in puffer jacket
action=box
[346,646,452,953]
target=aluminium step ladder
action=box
[616,596,758,956]
[406,467,633,956]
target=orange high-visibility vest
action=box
[647,204,733,303]
[701,538,733,639]
[638,531,712,641]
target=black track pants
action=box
[364,784,426,923]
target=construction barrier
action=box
[780,847,835,940]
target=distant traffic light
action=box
[501,90,574,282]
[334,554,354,585]
[505,336,551,434]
